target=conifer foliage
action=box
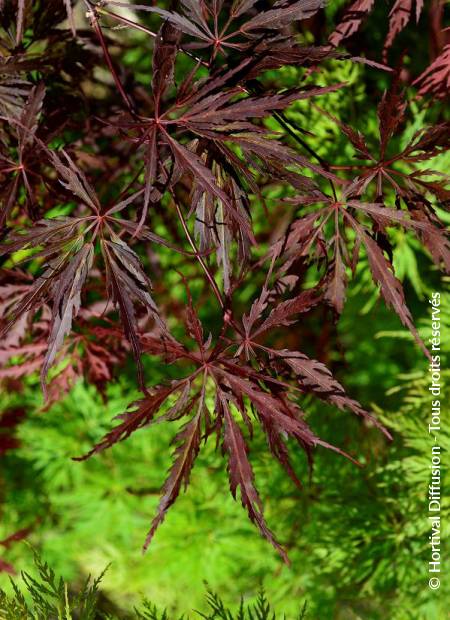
[0,552,308,619]
[0,0,448,561]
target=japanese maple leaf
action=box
[100,0,345,83]
[271,176,448,355]
[110,22,343,286]
[0,150,167,392]
[0,83,46,227]
[106,0,326,60]
[75,285,388,561]
[316,82,450,255]
[323,81,449,203]
[0,262,130,398]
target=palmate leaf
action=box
[0,83,46,226]
[130,46,343,257]
[107,0,325,56]
[276,183,448,350]
[103,1,342,79]
[0,150,168,390]
[75,291,388,560]
[323,82,450,204]
[105,16,345,286]
[299,86,450,330]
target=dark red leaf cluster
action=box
[0,0,448,560]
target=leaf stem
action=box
[173,198,225,309]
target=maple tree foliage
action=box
[0,0,449,563]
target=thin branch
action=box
[83,0,137,115]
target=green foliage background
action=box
[1,3,449,619]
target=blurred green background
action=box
[1,1,449,619]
